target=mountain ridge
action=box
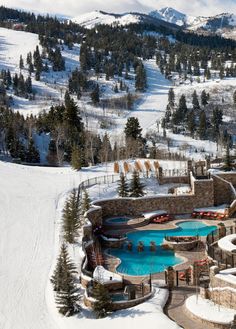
[71,7,236,39]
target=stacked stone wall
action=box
[212,175,236,206]
[91,178,214,219]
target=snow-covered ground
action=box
[87,178,190,201]
[0,27,232,160]
[0,161,117,329]
[0,160,184,329]
[48,285,181,329]
[128,60,171,134]
[185,295,235,325]
[0,27,81,116]
[218,234,236,253]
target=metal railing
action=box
[78,174,120,196]
[206,225,236,268]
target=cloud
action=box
[1,0,236,17]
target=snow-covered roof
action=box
[143,210,167,219]
[93,266,123,284]
[215,267,236,286]
[218,234,236,253]
[101,235,126,242]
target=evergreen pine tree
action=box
[223,144,232,172]
[93,282,112,318]
[198,110,207,139]
[124,117,142,140]
[117,173,129,197]
[81,189,91,215]
[211,107,223,141]
[129,171,145,197]
[51,243,77,292]
[51,243,80,317]
[192,90,200,111]
[91,84,100,105]
[178,94,188,119]
[233,90,236,105]
[187,110,196,138]
[62,189,79,244]
[168,88,175,108]
[201,90,208,106]
[35,67,41,81]
[19,55,24,70]
[135,63,146,91]
[219,66,225,79]
[71,145,82,171]
[26,138,40,163]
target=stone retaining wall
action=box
[160,176,189,185]
[217,173,236,188]
[84,176,214,232]
[184,305,230,329]
[210,267,236,290]
[90,177,214,219]
[163,239,199,251]
[84,290,154,311]
[201,287,236,310]
[212,175,236,206]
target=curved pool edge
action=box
[105,247,188,279]
[104,220,217,277]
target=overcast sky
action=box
[1,0,236,17]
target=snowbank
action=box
[218,234,236,253]
[93,266,123,283]
[194,204,228,214]
[143,210,167,219]
[50,285,181,329]
[185,295,235,324]
[215,267,236,286]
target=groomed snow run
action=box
[0,160,182,329]
[185,295,236,325]
[129,59,171,135]
[218,234,236,253]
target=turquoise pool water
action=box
[109,221,216,276]
[111,293,128,302]
[106,217,130,224]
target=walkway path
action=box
[165,286,212,329]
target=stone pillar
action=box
[206,158,211,171]
[209,266,219,284]
[165,266,175,290]
[158,167,163,185]
[187,160,193,173]
[230,315,236,329]
[200,285,209,300]
[218,223,226,239]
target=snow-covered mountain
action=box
[150,7,236,31]
[149,7,236,39]
[71,11,141,29]
[150,7,188,26]
[71,8,236,40]
[71,10,179,30]
[187,13,236,32]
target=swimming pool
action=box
[109,221,216,276]
[106,217,130,224]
